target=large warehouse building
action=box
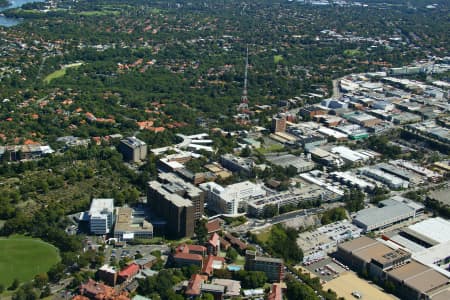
[383,217,450,278]
[352,197,423,232]
[336,236,449,300]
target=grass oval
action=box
[0,236,60,286]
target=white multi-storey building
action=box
[89,198,115,235]
[200,181,266,216]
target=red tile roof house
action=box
[202,255,226,277]
[177,244,207,257]
[117,263,140,284]
[172,252,204,268]
[219,237,231,251]
[78,279,130,300]
[185,274,208,298]
[224,233,248,253]
[206,219,223,234]
[172,244,206,268]
[207,233,220,256]
[267,283,283,300]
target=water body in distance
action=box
[0,0,44,27]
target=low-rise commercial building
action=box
[317,126,348,141]
[299,105,327,119]
[211,279,241,298]
[0,144,54,161]
[266,154,315,173]
[377,163,424,186]
[343,111,381,127]
[247,183,338,217]
[360,167,409,189]
[335,124,369,140]
[114,207,153,241]
[299,220,362,263]
[390,160,443,183]
[331,146,379,165]
[220,154,255,176]
[308,147,345,168]
[405,121,450,149]
[330,171,375,191]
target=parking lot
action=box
[302,257,347,282]
[104,244,169,262]
[298,220,362,265]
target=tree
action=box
[370,186,388,203]
[40,285,51,298]
[200,293,214,300]
[33,273,48,289]
[344,189,365,212]
[286,278,319,300]
[233,270,267,289]
[262,204,278,218]
[265,224,303,264]
[9,278,20,291]
[181,265,200,278]
[0,283,5,293]
[321,207,347,225]
[213,269,232,279]
[226,247,238,262]
[241,146,251,157]
[195,219,208,244]
[47,263,65,282]
[138,269,182,299]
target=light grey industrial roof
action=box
[354,202,414,228]
[266,154,314,170]
[406,217,450,245]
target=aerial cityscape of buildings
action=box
[0,0,448,299]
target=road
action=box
[49,277,72,295]
[231,207,325,233]
[332,78,342,99]
[270,207,324,224]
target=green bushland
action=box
[0,236,60,287]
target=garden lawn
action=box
[43,68,66,83]
[0,236,60,287]
[44,62,83,83]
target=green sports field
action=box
[0,236,60,286]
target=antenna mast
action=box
[241,46,249,104]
